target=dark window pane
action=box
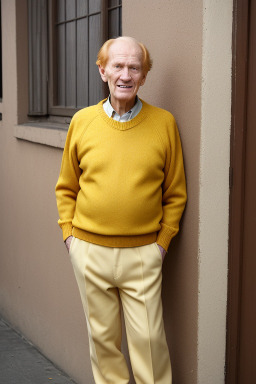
[66,0,76,20]
[108,0,119,7]
[77,17,88,107]
[57,24,66,105]
[66,20,77,106]
[89,0,101,14]
[28,0,48,115]
[57,0,65,23]
[108,8,121,38]
[89,13,103,105]
[54,0,121,110]
[77,0,88,17]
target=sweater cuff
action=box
[156,223,178,252]
[60,222,73,242]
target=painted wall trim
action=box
[198,0,233,383]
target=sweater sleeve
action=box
[156,117,187,251]
[55,116,82,241]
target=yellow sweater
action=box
[55,99,187,251]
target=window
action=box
[28,0,122,119]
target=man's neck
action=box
[110,97,136,116]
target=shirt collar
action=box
[103,95,142,122]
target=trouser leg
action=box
[119,243,172,384]
[69,237,130,384]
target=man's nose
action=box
[120,67,131,81]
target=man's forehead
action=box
[108,39,143,60]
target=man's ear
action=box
[98,65,108,83]
[140,73,147,86]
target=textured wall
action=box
[123,1,203,382]
[0,1,94,383]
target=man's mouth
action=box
[117,85,132,88]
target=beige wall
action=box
[123,1,203,383]
[0,1,94,383]
[0,1,232,383]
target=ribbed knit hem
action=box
[60,222,73,241]
[156,223,178,251]
[72,227,157,248]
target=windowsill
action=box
[14,122,69,149]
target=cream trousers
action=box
[69,237,172,384]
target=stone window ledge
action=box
[14,123,68,149]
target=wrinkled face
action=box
[99,39,147,110]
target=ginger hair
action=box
[96,37,152,74]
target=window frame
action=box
[39,0,122,119]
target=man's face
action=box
[99,39,147,110]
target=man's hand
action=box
[157,244,167,262]
[65,236,73,252]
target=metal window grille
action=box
[28,0,122,117]
[28,0,48,116]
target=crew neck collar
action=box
[103,95,142,122]
[97,99,148,131]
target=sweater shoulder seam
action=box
[76,109,100,148]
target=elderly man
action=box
[56,36,187,384]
